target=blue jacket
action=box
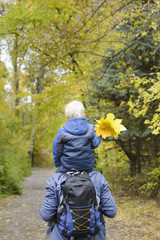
[52,118,101,171]
[40,170,117,240]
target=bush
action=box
[139,166,160,198]
[123,166,160,198]
[95,141,160,198]
[0,117,31,200]
[95,141,130,191]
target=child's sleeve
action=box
[52,128,63,167]
[89,124,102,149]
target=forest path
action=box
[0,168,159,240]
[0,168,53,240]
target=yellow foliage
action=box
[95,113,127,139]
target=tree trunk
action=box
[136,137,141,174]
[119,138,136,177]
[30,125,35,167]
[13,34,19,116]
[130,157,136,177]
[153,135,159,167]
[30,66,45,166]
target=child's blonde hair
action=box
[65,100,85,119]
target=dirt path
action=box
[0,168,53,240]
[0,168,159,240]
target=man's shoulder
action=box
[90,171,107,184]
[47,172,66,187]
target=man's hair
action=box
[65,100,85,119]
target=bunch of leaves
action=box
[95,113,126,138]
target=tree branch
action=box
[67,0,107,38]
[84,0,135,35]
[69,53,84,75]
[67,50,111,59]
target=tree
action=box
[87,0,160,181]
[0,0,136,166]
[0,61,31,197]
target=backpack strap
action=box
[95,195,100,209]
[86,234,98,240]
[66,168,81,177]
[57,194,64,214]
[93,235,98,240]
[45,221,55,239]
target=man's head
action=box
[65,100,85,119]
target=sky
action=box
[0,39,13,71]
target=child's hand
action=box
[95,113,127,139]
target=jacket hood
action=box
[63,117,89,135]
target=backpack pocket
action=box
[58,203,100,238]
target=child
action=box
[52,100,102,172]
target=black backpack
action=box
[57,170,102,239]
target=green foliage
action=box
[139,166,160,197]
[87,1,160,197]
[0,132,31,199]
[0,140,30,195]
[0,0,137,79]
[0,0,160,199]
[95,141,130,191]
[123,165,160,198]
[0,63,31,200]
[0,110,31,198]
[128,73,160,135]
[32,140,53,167]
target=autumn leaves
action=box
[95,113,127,138]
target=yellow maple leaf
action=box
[95,113,127,139]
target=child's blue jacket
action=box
[40,170,117,240]
[52,118,101,171]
